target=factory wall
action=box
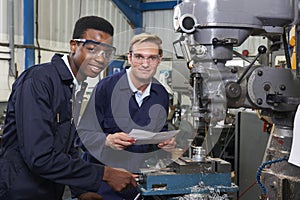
[0,0,267,103]
[0,0,135,102]
[144,9,181,59]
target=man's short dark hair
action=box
[72,16,114,39]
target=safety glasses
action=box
[73,39,116,61]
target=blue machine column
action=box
[24,0,35,69]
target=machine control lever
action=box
[236,45,267,84]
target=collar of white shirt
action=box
[62,54,82,94]
[126,68,152,107]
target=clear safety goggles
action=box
[73,38,116,61]
[130,51,160,65]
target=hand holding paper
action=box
[128,129,180,145]
[106,132,136,150]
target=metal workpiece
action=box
[192,146,206,162]
[169,156,232,174]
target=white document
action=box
[288,105,300,167]
[128,129,180,145]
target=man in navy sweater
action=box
[78,33,176,199]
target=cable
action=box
[78,0,82,18]
[256,156,288,198]
[218,128,234,159]
[237,181,257,200]
[283,27,292,69]
[35,0,41,64]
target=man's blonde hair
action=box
[129,33,163,56]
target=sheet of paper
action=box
[288,105,300,167]
[128,129,180,145]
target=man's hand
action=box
[105,132,135,150]
[157,137,176,152]
[103,166,138,192]
[78,192,103,200]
